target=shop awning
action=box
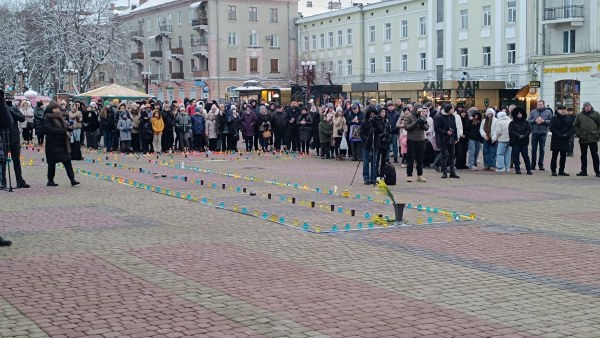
[190,1,203,9]
[516,84,532,98]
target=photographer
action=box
[359,105,383,184]
[377,107,391,178]
[0,90,13,246]
[404,103,430,182]
[434,104,460,179]
[1,93,29,189]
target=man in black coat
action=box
[347,103,365,161]
[359,105,383,184]
[271,104,287,152]
[0,90,13,246]
[549,105,574,176]
[285,101,301,152]
[434,104,460,179]
[1,96,29,189]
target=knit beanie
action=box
[104,100,110,106]
[112,99,119,105]
[443,104,454,113]
[583,102,591,108]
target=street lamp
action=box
[301,60,317,107]
[141,71,151,94]
[63,62,79,94]
[14,60,28,94]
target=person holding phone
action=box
[434,104,460,179]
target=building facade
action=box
[296,0,535,109]
[118,0,298,102]
[533,0,600,111]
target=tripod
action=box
[1,129,13,192]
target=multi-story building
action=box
[296,0,535,109]
[118,0,298,103]
[533,0,600,111]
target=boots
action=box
[417,176,426,182]
[0,236,11,247]
[47,180,58,187]
[71,180,80,186]
[16,179,30,188]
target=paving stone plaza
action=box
[1,144,600,338]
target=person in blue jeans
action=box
[465,111,483,170]
[359,105,383,184]
[386,102,401,163]
[492,111,512,172]
[528,100,552,170]
[509,107,533,175]
[480,108,498,170]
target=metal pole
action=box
[19,73,23,94]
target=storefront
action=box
[538,62,600,111]
[291,85,344,106]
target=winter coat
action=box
[346,110,365,130]
[434,112,458,145]
[34,106,45,135]
[175,113,192,133]
[404,111,429,142]
[19,107,34,130]
[332,115,347,138]
[240,111,257,137]
[271,111,287,133]
[82,110,100,132]
[297,113,313,142]
[378,117,392,150]
[573,109,600,144]
[43,110,71,164]
[257,112,271,132]
[117,118,133,141]
[465,113,483,142]
[359,110,383,150]
[387,110,401,135]
[508,109,531,147]
[480,110,498,143]
[191,114,206,135]
[0,100,13,162]
[318,115,333,144]
[6,105,24,146]
[310,112,320,144]
[492,112,511,143]
[217,112,232,134]
[206,118,218,139]
[68,110,83,130]
[151,116,165,135]
[131,113,140,134]
[549,112,574,151]
[161,110,176,132]
[286,107,300,130]
[138,117,153,140]
[528,108,553,135]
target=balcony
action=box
[159,25,172,36]
[129,29,144,41]
[170,72,184,80]
[170,47,184,59]
[131,52,144,63]
[150,74,163,82]
[193,70,209,79]
[191,17,208,31]
[543,4,584,26]
[191,42,208,55]
[150,51,163,61]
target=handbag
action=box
[350,125,361,141]
[263,130,272,139]
[337,129,343,136]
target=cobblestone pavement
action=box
[1,143,600,338]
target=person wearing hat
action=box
[573,101,600,177]
[286,101,302,152]
[43,101,80,187]
[1,94,29,189]
[403,103,429,182]
[386,101,401,163]
[509,107,532,175]
[566,107,576,156]
[347,103,364,161]
[549,105,574,176]
[117,111,133,153]
[455,103,469,170]
[434,104,460,178]
[359,105,384,184]
[528,100,553,170]
[176,106,192,151]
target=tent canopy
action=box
[75,84,155,101]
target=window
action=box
[311,35,316,50]
[228,33,237,45]
[328,61,334,72]
[178,36,182,48]
[401,20,408,39]
[554,80,581,110]
[460,48,468,67]
[157,16,161,28]
[337,60,343,76]
[436,30,444,58]
[337,30,343,46]
[249,33,258,46]
[507,43,516,64]
[328,32,334,47]
[369,25,375,43]
[401,54,408,71]
[482,47,491,66]
[419,17,427,36]
[147,18,151,31]
[319,33,325,49]
[369,58,375,74]
[167,13,171,26]
[346,28,352,45]
[483,6,491,27]
[563,30,575,54]
[384,56,391,73]
[228,6,236,20]
[191,58,195,71]
[229,58,237,72]
[250,58,258,72]
[507,1,516,23]
[189,8,194,21]
[436,0,444,22]
[303,35,308,51]
[178,11,182,24]
[271,59,279,73]
[249,7,257,21]
[384,23,391,41]
[270,35,279,48]
[190,34,194,46]
[419,53,426,70]
[347,59,352,75]
[270,8,278,22]
[460,10,468,29]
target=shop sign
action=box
[457,81,480,90]
[484,98,490,107]
[165,86,174,89]
[423,81,444,90]
[530,81,541,88]
[544,66,593,73]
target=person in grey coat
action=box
[527,100,553,170]
[116,112,133,153]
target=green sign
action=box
[484,98,490,108]
[423,81,444,90]
[165,86,174,90]
[457,81,480,90]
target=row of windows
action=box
[304,29,353,50]
[144,7,279,31]
[366,54,427,74]
[458,2,517,30]
[228,33,279,48]
[369,17,427,43]
[459,44,516,68]
[227,58,279,73]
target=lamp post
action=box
[14,60,28,94]
[141,71,151,94]
[301,60,316,107]
[63,62,79,94]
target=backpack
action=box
[384,161,396,185]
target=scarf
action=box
[46,112,71,154]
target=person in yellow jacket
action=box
[151,110,164,153]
